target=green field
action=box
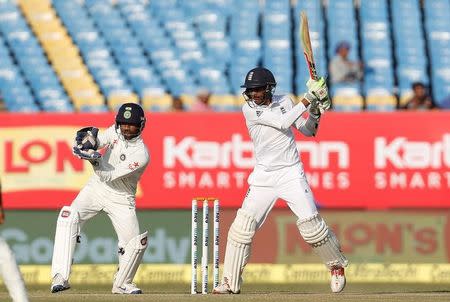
[2,283,450,302]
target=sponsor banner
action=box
[1,210,449,265]
[0,112,449,209]
[5,263,450,285]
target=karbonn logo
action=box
[374,134,450,169]
[163,135,350,169]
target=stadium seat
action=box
[180,94,195,111]
[332,95,363,111]
[208,95,238,111]
[142,94,173,112]
[108,91,140,111]
[366,95,397,111]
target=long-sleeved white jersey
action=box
[87,125,150,197]
[243,94,318,173]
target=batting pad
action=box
[222,209,257,293]
[297,214,348,269]
[114,231,148,287]
[51,206,80,281]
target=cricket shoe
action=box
[212,278,240,294]
[112,283,143,294]
[51,274,70,293]
[330,266,346,293]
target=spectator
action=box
[402,82,436,110]
[329,41,363,84]
[171,96,185,112]
[190,89,212,112]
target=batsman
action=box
[213,67,348,294]
[50,103,150,294]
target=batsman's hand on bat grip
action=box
[306,77,331,111]
[308,96,322,118]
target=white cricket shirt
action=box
[88,125,150,196]
[242,95,308,172]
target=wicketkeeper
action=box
[51,103,150,294]
[213,67,348,294]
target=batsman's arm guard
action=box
[51,206,80,281]
[114,231,148,287]
[295,111,320,137]
[297,214,348,269]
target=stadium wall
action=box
[1,112,449,209]
[1,111,449,284]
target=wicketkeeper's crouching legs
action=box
[213,209,257,294]
[51,206,80,293]
[297,214,348,293]
[112,231,148,294]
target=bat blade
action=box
[300,12,318,80]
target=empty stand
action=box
[423,0,450,106]
[19,0,103,111]
[359,0,395,97]
[0,0,447,112]
[391,0,428,98]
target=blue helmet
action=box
[115,103,146,134]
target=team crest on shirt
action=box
[128,162,140,170]
[120,154,126,161]
[280,107,286,114]
[61,210,71,218]
[256,110,262,117]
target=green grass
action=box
[2,283,450,302]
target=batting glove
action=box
[305,77,331,111]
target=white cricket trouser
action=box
[0,237,29,302]
[243,163,318,228]
[71,182,140,248]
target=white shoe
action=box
[212,278,240,294]
[51,274,70,293]
[330,266,346,293]
[112,283,143,294]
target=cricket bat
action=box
[300,12,318,80]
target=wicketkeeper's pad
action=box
[297,214,348,269]
[51,206,80,281]
[114,231,148,287]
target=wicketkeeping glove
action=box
[75,127,99,150]
[72,147,102,160]
[305,77,331,111]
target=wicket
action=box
[191,197,220,294]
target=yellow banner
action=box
[0,127,91,192]
[8,263,450,285]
